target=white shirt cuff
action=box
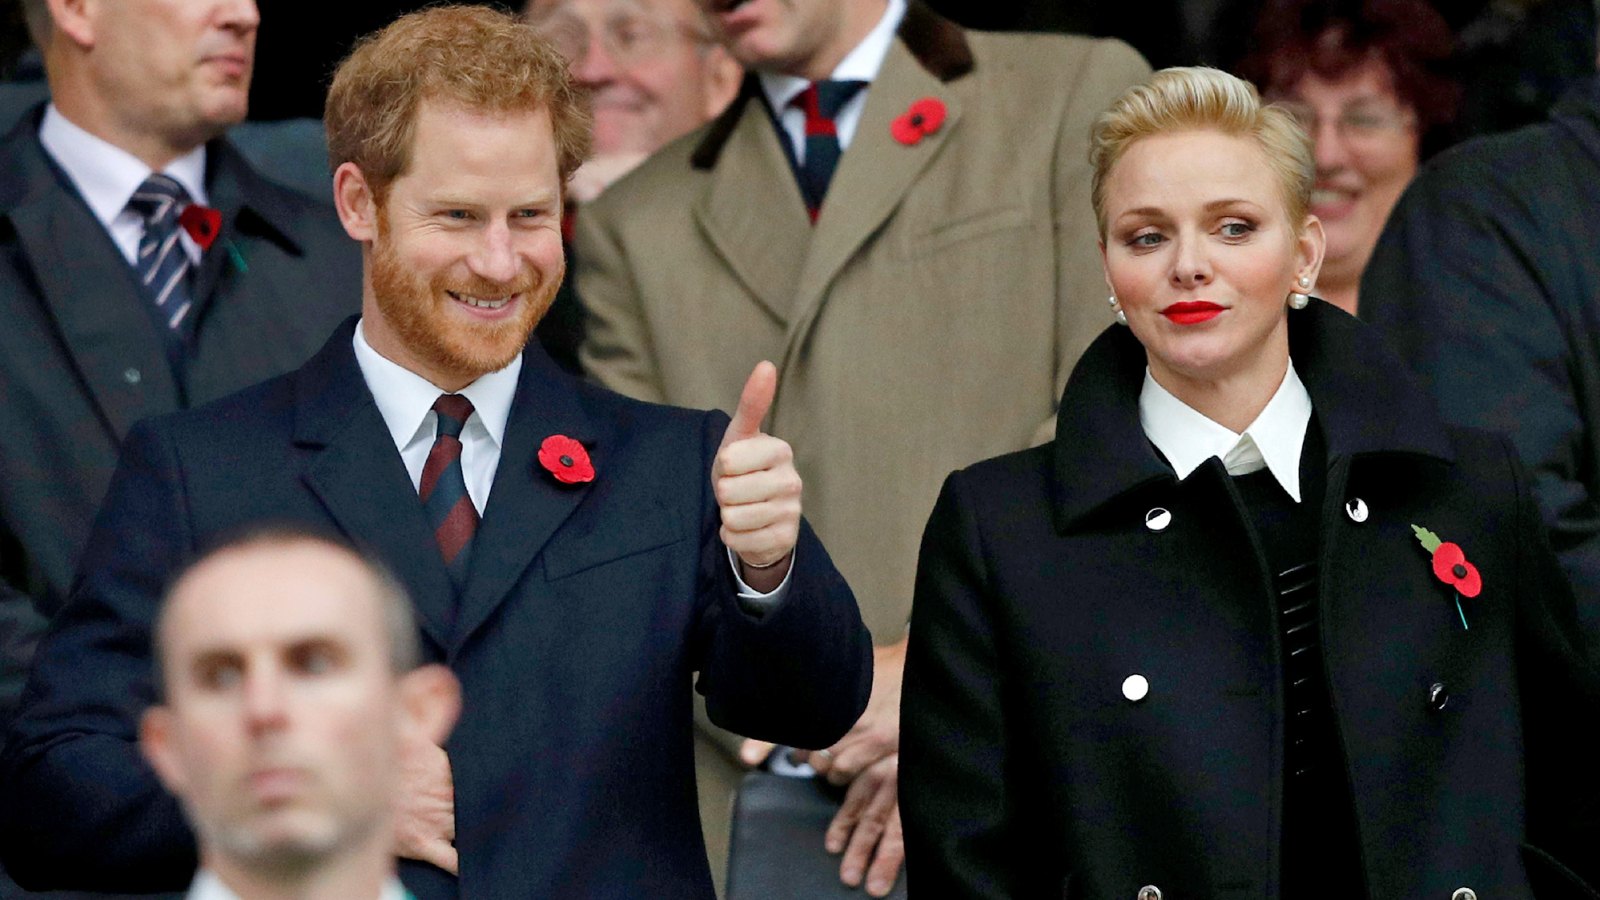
[727,546,793,614]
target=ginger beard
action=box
[368,207,561,385]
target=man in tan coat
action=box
[577,0,1148,893]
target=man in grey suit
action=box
[0,0,359,737]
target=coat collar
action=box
[1050,301,1456,531]
[293,317,599,651]
[689,2,972,170]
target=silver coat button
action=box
[1138,886,1162,900]
[1345,498,1369,522]
[1145,508,1171,531]
[1452,889,1476,900]
[1122,674,1149,702]
[122,367,142,385]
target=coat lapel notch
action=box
[452,348,598,648]
[1049,325,1175,531]
[294,321,458,650]
[692,83,811,324]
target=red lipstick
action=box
[1162,301,1224,325]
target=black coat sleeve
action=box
[0,419,197,891]
[901,472,1028,899]
[1507,433,1600,892]
[691,409,873,751]
[1361,153,1600,650]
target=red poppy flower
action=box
[891,97,947,146]
[538,435,594,485]
[179,205,223,250]
[1430,541,1482,598]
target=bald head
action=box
[140,530,458,892]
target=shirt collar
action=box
[38,104,209,228]
[1138,359,1313,502]
[758,0,906,113]
[352,318,521,452]
[186,869,409,900]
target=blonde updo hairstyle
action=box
[1089,67,1313,240]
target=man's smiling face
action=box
[358,99,567,389]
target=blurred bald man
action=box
[140,530,460,900]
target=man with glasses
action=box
[525,0,741,202]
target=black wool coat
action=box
[901,302,1600,899]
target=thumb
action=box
[722,361,777,447]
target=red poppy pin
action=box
[538,435,594,485]
[1411,524,1480,630]
[891,97,946,146]
[178,204,222,250]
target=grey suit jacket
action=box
[0,108,361,729]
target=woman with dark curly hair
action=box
[1237,0,1460,314]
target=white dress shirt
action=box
[186,870,408,900]
[1139,360,1314,502]
[37,104,209,267]
[758,0,907,164]
[353,319,518,515]
[351,320,787,602]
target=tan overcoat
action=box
[580,13,1148,645]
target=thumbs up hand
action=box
[713,361,801,592]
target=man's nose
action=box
[467,220,521,285]
[574,28,619,86]
[242,667,288,732]
[220,0,261,32]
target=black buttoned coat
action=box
[900,302,1600,899]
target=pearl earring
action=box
[1107,294,1128,326]
[1288,275,1312,309]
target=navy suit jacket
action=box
[0,318,872,898]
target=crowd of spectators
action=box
[1,0,1599,897]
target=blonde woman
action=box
[899,67,1600,899]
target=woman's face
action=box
[1277,56,1419,288]
[1100,129,1322,395]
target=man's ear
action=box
[139,706,187,798]
[333,162,379,242]
[398,664,462,747]
[47,0,95,49]
[701,47,743,119]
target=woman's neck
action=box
[1150,348,1290,434]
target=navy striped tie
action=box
[791,80,866,221]
[126,174,195,336]
[421,394,479,588]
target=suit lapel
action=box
[190,141,305,329]
[692,79,812,324]
[10,166,182,440]
[294,322,458,650]
[785,38,963,347]
[452,347,598,648]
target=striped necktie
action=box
[421,394,479,588]
[790,80,867,221]
[126,174,195,336]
